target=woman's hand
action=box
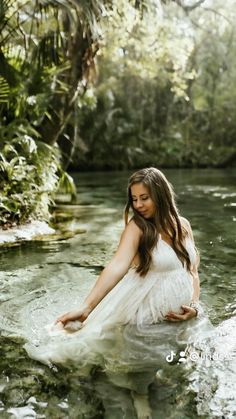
[165,305,197,322]
[56,304,92,327]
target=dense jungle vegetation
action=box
[0,0,236,226]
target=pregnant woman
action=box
[26,167,205,418]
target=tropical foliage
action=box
[0,122,57,226]
[0,0,235,225]
[0,0,112,226]
[72,0,236,169]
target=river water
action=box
[0,169,235,418]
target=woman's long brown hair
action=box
[124,167,191,276]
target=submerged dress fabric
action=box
[25,235,208,378]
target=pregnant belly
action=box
[163,272,193,310]
[135,270,193,324]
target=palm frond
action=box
[0,75,9,103]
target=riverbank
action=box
[0,221,55,246]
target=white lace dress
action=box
[25,235,205,378]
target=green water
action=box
[0,169,235,418]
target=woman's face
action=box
[130,182,156,219]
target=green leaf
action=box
[0,76,9,103]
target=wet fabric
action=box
[25,235,211,384]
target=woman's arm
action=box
[185,220,202,318]
[190,255,200,302]
[57,220,142,326]
[183,217,200,303]
[84,219,142,310]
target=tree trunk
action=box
[37,19,98,147]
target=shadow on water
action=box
[0,168,235,418]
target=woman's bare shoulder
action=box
[180,216,191,229]
[117,218,142,253]
[126,218,143,237]
[180,216,193,238]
